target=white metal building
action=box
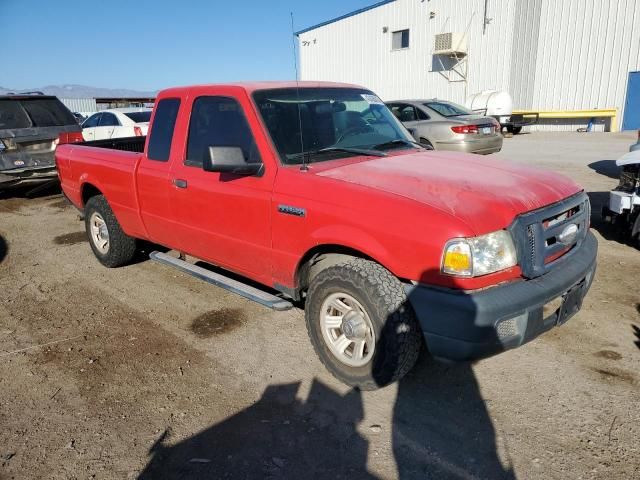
[296,0,640,131]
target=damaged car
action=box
[0,93,83,191]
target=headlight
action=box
[442,230,517,277]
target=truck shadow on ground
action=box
[0,234,7,264]
[138,363,513,480]
[138,273,515,479]
[588,160,619,180]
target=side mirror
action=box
[203,146,263,176]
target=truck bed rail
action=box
[79,136,145,153]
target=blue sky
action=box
[2,0,374,90]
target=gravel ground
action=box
[0,131,639,480]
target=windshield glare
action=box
[253,88,415,164]
[424,101,472,117]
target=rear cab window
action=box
[147,98,181,162]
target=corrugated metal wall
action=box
[298,0,640,131]
[59,98,97,113]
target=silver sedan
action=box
[387,99,503,154]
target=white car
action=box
[81,108,152,141]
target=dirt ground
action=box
[1,131,639,480]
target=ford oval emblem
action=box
[558,223,578,245]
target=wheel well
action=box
[419,137,433,148]
[81,183,102,206]
[295,245,376,297]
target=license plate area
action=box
[542,280,586,326]
[557,282,585,325]
[482,127,491,134]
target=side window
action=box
[416,108,430,121]
[394,104,418,122]
[82,113,100,128]
[185,96,261,167]
[388,104,402,120]
[147,98,180,162]
[99,112,120,127]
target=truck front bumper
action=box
[405,231,597,361]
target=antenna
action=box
[290,12,308,171]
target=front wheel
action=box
[84,195,136,267]
[305,258,422,390]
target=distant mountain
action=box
[0,84,157,98]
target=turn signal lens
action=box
[442,241,473,276]
[442,230,518,277]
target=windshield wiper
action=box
[288,146,387,161]
[373,139,431,151]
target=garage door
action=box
[622,71,640,131]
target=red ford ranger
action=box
[56,82,597,389]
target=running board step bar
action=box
[150,251,293,311]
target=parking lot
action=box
[0,132,639,479]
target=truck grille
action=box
[509,192,590,278]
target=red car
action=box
[56,82,597,389]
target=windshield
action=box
[424,101,473,117]
[253,88,415,165]
[0,98,77,129]
[124,111,152,123]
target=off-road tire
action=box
[507,125,522,135]
[305,258,422,390]
[84,195,136,268]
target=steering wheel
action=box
[336,124,374,143]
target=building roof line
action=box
[295,0,396,36]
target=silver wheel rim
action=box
[320,292,375,367]
[89,212,109,254]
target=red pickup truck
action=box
[56,82,597,389]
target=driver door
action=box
[168,94,273,281]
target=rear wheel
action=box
[507,126,522,135]
[305,258,422,390]
[84,195,136,267]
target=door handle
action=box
[173,179,188,189]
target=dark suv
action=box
[0,94,83,190]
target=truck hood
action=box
[316,151,582,234]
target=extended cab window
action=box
[147,98,180,162]
[185,96,261,167]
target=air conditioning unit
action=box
[434,33,467,55]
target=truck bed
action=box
[79,136,146,153]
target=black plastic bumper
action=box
[405,231,598,361]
